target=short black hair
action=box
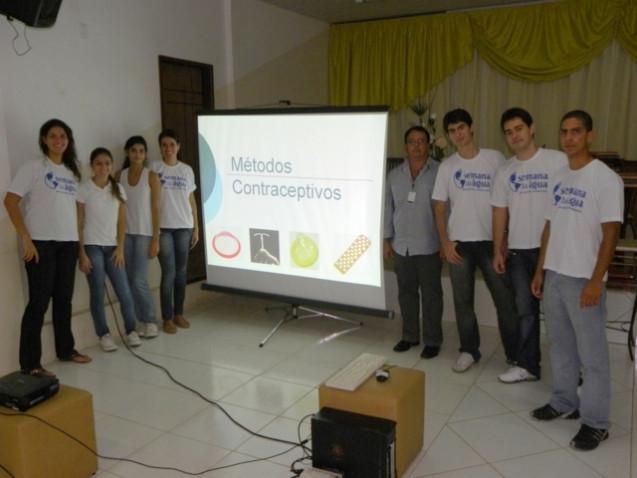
[443,109,472,132]
[500,107,533,131]
[561,110,593,131]
[158,128,180,144]
[404,125,430,144]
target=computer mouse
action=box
[375,369,390,382]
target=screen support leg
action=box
[259,303,363,347]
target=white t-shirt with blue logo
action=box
[8,157,79,241]
[77,180,127,246]
[544,159,623,280]
[491,148,568,249]
[150,160,197,229]
[432,148,505,241]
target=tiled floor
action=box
[46,291,634,477]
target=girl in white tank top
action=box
[119,136,161,338]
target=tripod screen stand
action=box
[259,303,364,347]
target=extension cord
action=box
[299,466,343,478]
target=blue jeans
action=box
[158,228,192,321]
[448,241,518,362]
[124,234,157,324]
[394,251,443,346]
[84,245,137,337]
[544,271,610,429]
[507,249,541,377]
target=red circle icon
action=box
[212,231,241,258]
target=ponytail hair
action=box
[122,135,148,170]
[108,176,124,203]
[90,147,124,203]
[39,118,81,181]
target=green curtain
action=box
[329,0,637,110]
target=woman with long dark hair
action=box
[151,129,199,334]
[4,118,91,376]
[119,136,161,338]
[77,147,141,351]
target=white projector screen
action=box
[197,107,390,315]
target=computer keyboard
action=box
[324,353,387,391]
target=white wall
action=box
[0,0,231,171]
[0,79,25,374]
[0,0,330,374]
[230,0,327,82]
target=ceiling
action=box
[260,0,547,24]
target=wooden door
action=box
[159,55,214,283]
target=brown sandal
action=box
[61,352,92,364]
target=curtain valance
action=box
[329,0,637,110]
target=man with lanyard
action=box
[432,108,518,373]
[384,126,443,358]
[491,107,567,383]
[531,110,623,451]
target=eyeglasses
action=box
[407,139,428,145]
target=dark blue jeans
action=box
[20,241,79,371]
[394,251,443,346]
[448,241,518,362]
[158,228,192,321]
[507,249,541,377]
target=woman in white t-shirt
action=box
[77,147,142,352]
[119,136,161,338]
[151,129,199,334]
[4,118,91,376]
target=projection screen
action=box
[197,106,390,316]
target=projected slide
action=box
[198,107,389,312]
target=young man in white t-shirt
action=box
[432,108,518,373]
[530,110,623,451]
[491,108,568,383]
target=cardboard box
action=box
[0,385,98,478]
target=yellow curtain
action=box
[617,0,637,60]
[386,42,637,162]
[471,0,618,81]
[329,13,473,109]
[329,0,637,110]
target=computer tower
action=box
[312,407,396,478]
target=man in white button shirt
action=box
[384,126,443,358]
[491,107,567,383]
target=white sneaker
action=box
[144,323,159,339]
[100,334,118,352]
[127,331,142,347]
[498,366,538,383]
[453,352,475,373]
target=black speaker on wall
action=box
[0,0,62,28]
